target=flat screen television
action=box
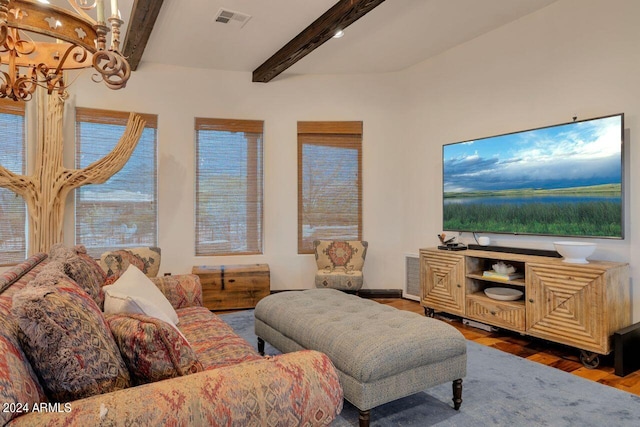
[442,113,624,239]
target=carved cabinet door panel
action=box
[526,263,607,354]
[421,250,465,316]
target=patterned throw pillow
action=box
[106,313,203,385]
[100,247,161,278]
[49,244,106,308]
[12,275,131,402]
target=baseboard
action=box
[269,289,404,299]
[357,289,403,299]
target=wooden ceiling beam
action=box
[122,0,164,71]
[252,0,386,83]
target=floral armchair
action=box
[313,240,368,291]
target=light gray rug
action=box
[220,310,640,426]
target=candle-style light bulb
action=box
[96,0,105,23]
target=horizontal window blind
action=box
[195,118,263,256]
[0,100,26,265]
[75,107,158,257]
[298,121,363,254]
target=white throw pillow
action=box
[103,265,179,326]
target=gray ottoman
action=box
[254,289,467,427]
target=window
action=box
[0,100,26,265]
[195,118,263,256]
[298,121,362,253]
[75,108,158,257]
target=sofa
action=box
[0,247,343,426]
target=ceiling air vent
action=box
[214,8,252,28]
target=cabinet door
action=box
[421,251,465,315]
[526,263,607,354]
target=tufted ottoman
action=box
[254,289,467,427]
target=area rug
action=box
[219,310,640,426]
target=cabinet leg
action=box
[358,409,370,427]
[452,378,463,410]
[424,307,435,317]
[258,337,265,356]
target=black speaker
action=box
[614,322,640,376]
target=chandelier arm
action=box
[50,44,85,77]
[0,0,7,45]
[0,22,6,46]
[92,49,130,89]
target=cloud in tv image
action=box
[442,114,623,238]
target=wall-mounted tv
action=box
[442,113,624,239]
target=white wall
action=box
[399,0,640,320]
[16,0,638,321]
[69,68,406,291]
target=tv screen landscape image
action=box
[443,114,624,239]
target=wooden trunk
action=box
[192,264,270,311]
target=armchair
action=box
[313,240,368,291]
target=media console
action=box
[420,247,631,368]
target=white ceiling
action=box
[64,0,560,77]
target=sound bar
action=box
[467,244,562,258]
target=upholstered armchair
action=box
[100,247,162,278]
[314,240,368,291]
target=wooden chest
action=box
[192,264,270,311]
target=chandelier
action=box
[0,0,130,101]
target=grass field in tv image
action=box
[443,115,623,238]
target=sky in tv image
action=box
[443,115,622,194]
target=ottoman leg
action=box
[452,378,463,410]
[258,337,265,356]
[358,409,370,427]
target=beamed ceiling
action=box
[121,0,559,81]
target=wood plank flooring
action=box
[373,297,640,397]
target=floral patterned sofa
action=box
[0,247,343,426]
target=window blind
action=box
[298,121,363,254]
[195,118,263,256]
[75,107,158,257]
[0,100,26,265]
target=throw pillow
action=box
[12,275,131,402]
[49,243,106,308]
[105,313,203,385]
[103,265,179,325]
[100,247,161,278]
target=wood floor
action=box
[373,297,640,397]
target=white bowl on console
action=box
[553,241,596,264]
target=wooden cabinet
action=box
[192,264,270,311]
[420,248,630,357]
